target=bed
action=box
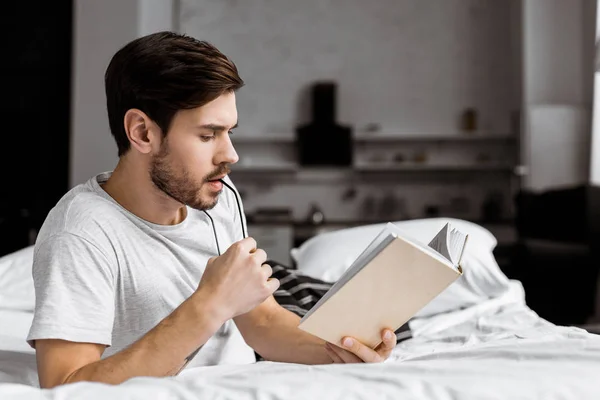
[1,218,600,399]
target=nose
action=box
[216,134,239,165]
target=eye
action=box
[228,130,234,136]
[200,134,216,142]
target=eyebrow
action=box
[197,122,238,131]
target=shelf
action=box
[231,167,356,184]
[353,133,517,143]
[354,163,517,172]
[230,164,298,173]
[230,133,517,144]
[231,163,516,174]
[232,135,295,144]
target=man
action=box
[27,31,396,389]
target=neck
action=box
[102,156,187,225]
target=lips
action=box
[207,174,226,182]
[207,179,224,192]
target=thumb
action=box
[207,256,218,266]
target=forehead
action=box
[173,91,238,128]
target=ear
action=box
[123,109,162,154]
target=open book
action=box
[298,222,468,348]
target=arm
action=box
[36,289,226,388]
[234,296,397,364]
[34,237,278,388]
[234,295,330,364]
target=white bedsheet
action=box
[1,281,599,399]
[0,309,37,389]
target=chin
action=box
[190,192,220,211]
[205,198,219,210]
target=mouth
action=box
[206,174,227,183]
[205,172,228,192]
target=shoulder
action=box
[35,180,123,252]
[33,187,121,279]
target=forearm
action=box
[66,291,226,385]
[238,303,331,365]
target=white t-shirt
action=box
[26,172,256,368]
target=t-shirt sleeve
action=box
[27,232,116,348]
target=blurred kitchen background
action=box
[2,0,600,328]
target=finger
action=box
[340,337,382,363]
[376,329,397,358]
[239,237,257,253]
[265,277,280,294]
[252,248,268,265]
[261,263,273,279]
[324,343,344,364]
[328,343,364,364]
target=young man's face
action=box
[149,91,239,210]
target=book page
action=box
[427,223,451,260]
[427,222,467,269]
[384,222,457,267]
[448,226,468,266]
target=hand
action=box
[324,329,396,364]
[196,237,280,320]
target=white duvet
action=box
[1,219,599,399]
[2,281,600,400]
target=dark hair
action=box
[105,31,244,156]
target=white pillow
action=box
[291,218,511,318]
[0,246,35,311]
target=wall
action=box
[70,1,521,224]
[178,0,520,223]
[589,0,600,323]
[521,0,599,324]
[521,0,596,191]
[592,76,600,184]
[523,0,586,105]
[179,0,517,136]
[70,1,599,193]
[139,0,177,36]
[70,0,175,187]
[591,0,600,185]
